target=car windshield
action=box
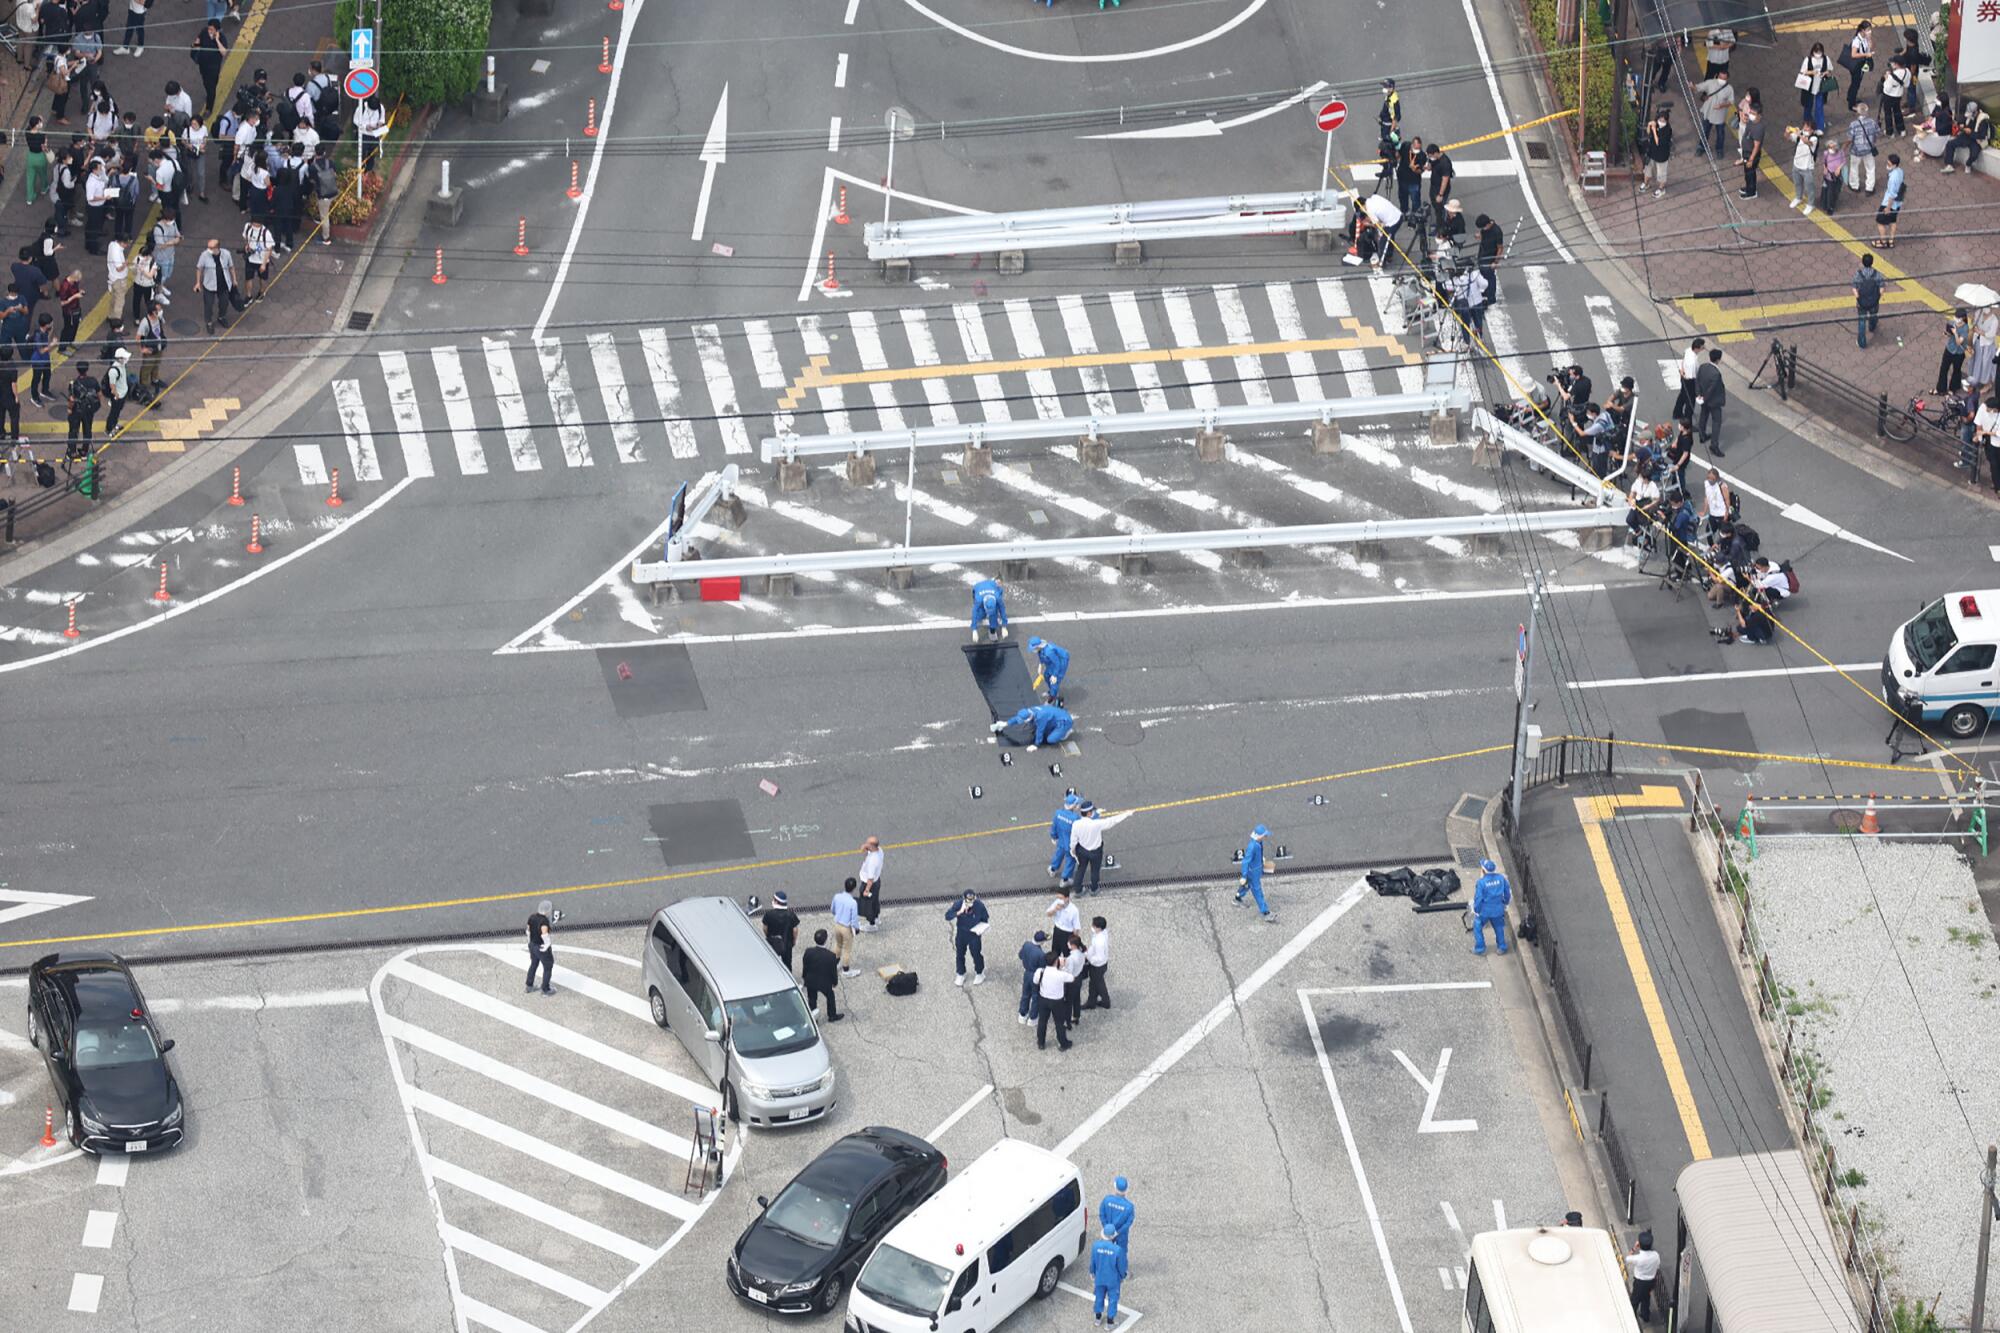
[74,1021,160,1070]
[725,988,817,1059]
[858,1244,952,1317]
[1906,599,1959,673]
[762,1180,850,1249]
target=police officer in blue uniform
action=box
[1027,635,1071,704]
[1472,857,1511,955]
[969,578,1008,640]
[1050,792,1082,882]
[1090,1224,1129,1327]
[990,703,1072,749]
[1235,824,1275,921]
[1099,1176,1134,1258]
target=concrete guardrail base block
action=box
[1303,228,1335,253]
[1119,553,1150,575]
[776,460,809,493]
[426,188,465,225]
[1228,547,1268,568]
[998,250,1026,276]
[1114,240,1143,268]
[469,88,508,124]
[1471,431,1499,467]
[1471,532,1505,556]
[719,495,747,529]
[1579,526,1619,551]
[1311,420,1340,454]
[765,573,795,597]
[1355,539,1385,562]
[886,566,914,590]
[882,258,912,284]
[1078,438,1110,468]
[1430,409,1460,444]
[965,445,993,477]
[1195,429,1225,463]
[1001,558,1032,581]
[845,452,877,486]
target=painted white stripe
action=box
[1299,981,1494,995]
[826,115,842,152]
[925,1083,992,1143]
[952,303,1013,424]
[1583,294,1630,393]
[95,1156,129,1188]
[843,0,859,20]
[149,988,369,1013]
[1658,358,1681,394]
[385,960,717,1107]
[426,1156,653,1263]
[430,346,488,476]
[796,315,852,436]
[1212,284,1274,405]
[845,311,906,432]
[1569,661,1876,691]
[1362,272,1427,394]
[536,338,594,467]
[1107,291,1171,412]
[459,1295,551,1333]
[834,52,848,87]
[1056,294,1120,417]
[1266,282,1326,402]
[1315,277,1380,399]
[742,320,789,390]
[586,333,645,466]
[639,327,701,460]
[1056,878,1370,1159]
[68,1273,104,1314]
[81,1209,118,1248]
[404,1085,699,1221]
[331,380,383,482]
[482,339,542,471]
[376,352,434,479]
[1453,0,1571,262]
[1003,298,1067,420]
[898,308,960,427]
[443,1223,610,1307]
[467,943,651,1020]
[1481,303,1540,400]
[1160,288,1220,410]
[692,323,752,454]
[377,1014,694,1159]
[1523,267,1572,361]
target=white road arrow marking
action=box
[1391,1047,1478,1133]
[0,889,92,928]
[691,84,729,242]
[1082,81,1328,141]
[1695,455,1908,560]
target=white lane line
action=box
[405,1085,699,1221]
[385,960,717,1107]
[1003,298,1067,420]
[376,352,435,479]
[796,315,852,436]
[1583,294,1631,393]
[458,1295,549,1333]
[1212,284,1274,406]
[1569,661,1876,690]
[148,988,369,1013]
[95,1156,129,1187]
[1159,288,1220,410]
[68,1273,104,1314]
[1057,294,1119,417]
[1440,1201,1470,1260]
[81,1209,118,1248]
[1303,986,1414,1332]
[431,346,488,476]
[846,311,906,432]
[952,303,1013,423]
[330,380,383,482]
[925,1083,993,1143]
[827,115,842,152]
[1055,877,1369,1159]
[443,1223,610,1308]
[426,1155,654,1264]
[377,1014,696,1159]
[899,308,960,426]
[1454,0,1571,263]
[530,0,644,339]
[1494,1199,1507,1231]
[1298,982,1494,995]
[692,324,752,454]
[1360,272,1427,394]
[742,320,789,390]
[536,337,594,468]
[1107,291,1171,412]
[843,0,858,20]
[834,52,848,87]
[1266,282,1326,402]
[469,944,651,1021]
[482,338,541,471]
[588,332,644,465]
[639,327,700,460]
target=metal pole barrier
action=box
[1973,1143,1997,1333]
[904,439,916,550]
[1508,576,1545,833]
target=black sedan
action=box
[25,952,184,1154]
[726,1126,946,1316]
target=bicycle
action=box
[1880,389,1973,443]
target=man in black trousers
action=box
[762,891,800,973]
[802,928,843,1022]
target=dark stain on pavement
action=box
[1367,945,1396,979]
[1658,707,1759,770]
[646,799,756,868]
[1001,1085,1042,1126]
[597,645,706,719]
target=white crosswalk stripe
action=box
[900,307,961,427]
[1057,293,1120,417]
[953,302,1013,424]
[331,379,383,481]
[376,351,434,479]
[293,442,327,486]
[535,337,593,468]
[482,337,541,472]
[1004,298,1067,420]
[1265,281,1327,403]
[1160,288,1221,410]
[587,332,644,466]
[1212,284,1274,406]
[797,315,852,436]
[847,310,907,432]
[431,345,488,476]
[639,326,701,460]
[1108,290,1172,413]
[692,323,752,454]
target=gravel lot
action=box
[1748,839,2000,1322]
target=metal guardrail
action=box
[760,391,1470,463]
[1468,406,1620,503]
[1756,339,1895,439]
[863,191,1348,260]
[3,458,109,542]
[630,505,1625,586]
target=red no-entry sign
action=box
[1315,98,1347,132]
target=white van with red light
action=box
[1885,591,2000,739]
[846,1139,1085,1333]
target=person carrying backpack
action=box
[101,347,132,434]
[66,358,102,461]
[1853,251,1886,348]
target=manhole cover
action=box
[1098,720,1143,746]
[1525,141,1551,162]
[347,310,375,331]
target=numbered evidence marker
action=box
[969,785,983,800]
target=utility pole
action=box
[1508,575,1544,832]
[1974,1143,1997,1333]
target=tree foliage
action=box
[331,0,490,106]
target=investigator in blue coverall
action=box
[1234,824,1275,921]
[1050,793,1082,881]
[970,578,1009,639]
[991,703,1072,750]
[1099,1177,1134,1259]
[1472,858,1511,955]
[944,890,990,985]
[1090,1225,1129,1326]
[1027,636,1071,704]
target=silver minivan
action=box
[642,897,837,1128]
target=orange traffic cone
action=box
[41,1105,57,1148]
[1859,795,1881,835]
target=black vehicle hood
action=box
[80,1060,176,1124]
[737,1221,835,1286]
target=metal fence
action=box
[1754,340,1965,473]
[3,458,109,543]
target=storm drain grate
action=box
[1525,141,1551,162]
[347,310,375,331]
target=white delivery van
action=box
[846,1139,1086,1333]
[1884,591,2000,739]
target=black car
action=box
[25,951,184,1154]
[727,1126,946,1316]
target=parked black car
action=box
[25,952,184,1154]
[726,1126,946,1315]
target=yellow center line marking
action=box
[1575,785,1712,1161]
[1772,11,1914,32]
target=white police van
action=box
[1884,591,2000,739]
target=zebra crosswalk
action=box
[308,274,1686,492]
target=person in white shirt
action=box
[1672,337,1705,418]
[1972,394,2000,493]
[1067,802,1135,895]
[856,835,884,930]
[1751,557,1792,602]
[104,236,129,316]
[1701,467,1732,537]
[1081,916,1112,1011]
[1060,938,1087,1027]
[1033,956,1073,1051]
[163,82,194,124]
[84,160,112,253]
[1045,888,1082,958]
[353,96,387,173]
[183,116,210,202]
[1628,1231,1662,1321]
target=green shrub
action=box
[1525,0,1628,154]
[332,0,490,106]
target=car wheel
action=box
[816,1273,845,1313]
[26,1006,38,1050]
[1944,703,1987,739]
[720,1080,738,1122]
[648,988,670,1030]
[1035,1256,1063,1299]
[65,1105,80,1149]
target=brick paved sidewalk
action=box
[0,0,400,547]
[1585,19,1996,482]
